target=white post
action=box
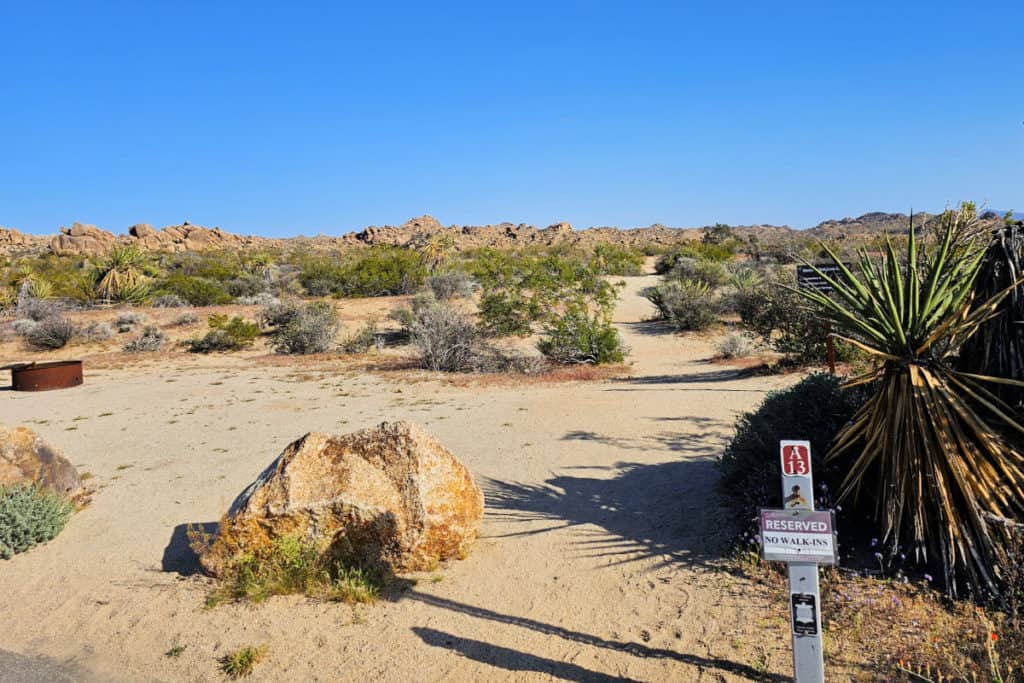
[779,440,825,683]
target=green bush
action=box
[157,274,233,306]
[718,373,870,532]
[265,301,340,354]
[736,281,859,365]
[654,241,737,273]
[189,314,260,353]
[590,243,645,276]
[0,484,74,559]
[641,280,719,331]
[427,271,475,300]
[536,304,626,365]
[665,257,728,288]
[477,291,539,337]
[298,248,426,297]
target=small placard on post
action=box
[760,508,837,565]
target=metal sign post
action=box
[765,439,829,683]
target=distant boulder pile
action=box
[42,221,277,256]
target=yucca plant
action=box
[957,220,1024,409]
[796,206,1024,594]
[95,244,148,302]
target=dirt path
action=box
[0,277,795,682]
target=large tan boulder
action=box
[198,422,484,577]
[0,426,87,502]
[49,222,117,255]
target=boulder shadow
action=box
[162,521,218,576]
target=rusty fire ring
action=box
[3,361,84,391]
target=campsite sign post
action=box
[759,440,837,683]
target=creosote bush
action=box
[536,305,626,365]
[0,484,74,559]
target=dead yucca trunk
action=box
[958,221,1024,409]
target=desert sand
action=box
[1,275,798,682]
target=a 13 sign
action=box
[781,442,811,476]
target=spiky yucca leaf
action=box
[95,245,147,302]
[795,206,1024,594]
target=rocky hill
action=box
[0,210,996,258]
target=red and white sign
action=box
[781,442,811,476]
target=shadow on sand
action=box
[409,593,789,682]
[161,521,218,576]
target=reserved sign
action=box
[760,509,838,565]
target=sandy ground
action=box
[1,274,799,682]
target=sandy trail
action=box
[1,274,794,682]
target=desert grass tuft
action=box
[200,534,385,607]
[219,645,266,679]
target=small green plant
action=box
[202,534,385,606]
[188,315,260,353]
[536,303,626,365]
[589,243,645,276]
[219,645,267,679]
[164,645,186,658]
[0,484,74,559]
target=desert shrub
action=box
[716,332,755,358]
[81,321,114,342]
[428,271,475,300]
[157,274,233,306]
[719,373,871,537]
[590,243,645,276]
[15,284,65,321]
[387,292,438,338]
[641,280,719,331]
[115,311,147,331]
[198,533,384,606]
[172,311,199,326]
[267,302,340,355]
[340,321,380,353]
[654,241,737,273]
[410,303,479,372]
[536,305,626,365]
[298,248,426,297]
[0,484,74,559]
[736,280,859,365]
[122,325,167,353]
[469,347,548,374]
[226,275,270,299]
[236,292,279,307]
[152,294,187,308]
[189,315,260,353]
[477,291,538,337]
[23,316,76,350]
[665,257,728,288]
[11,319,38,336]
[470,249,620,337]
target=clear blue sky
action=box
[2,2,1021,237]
